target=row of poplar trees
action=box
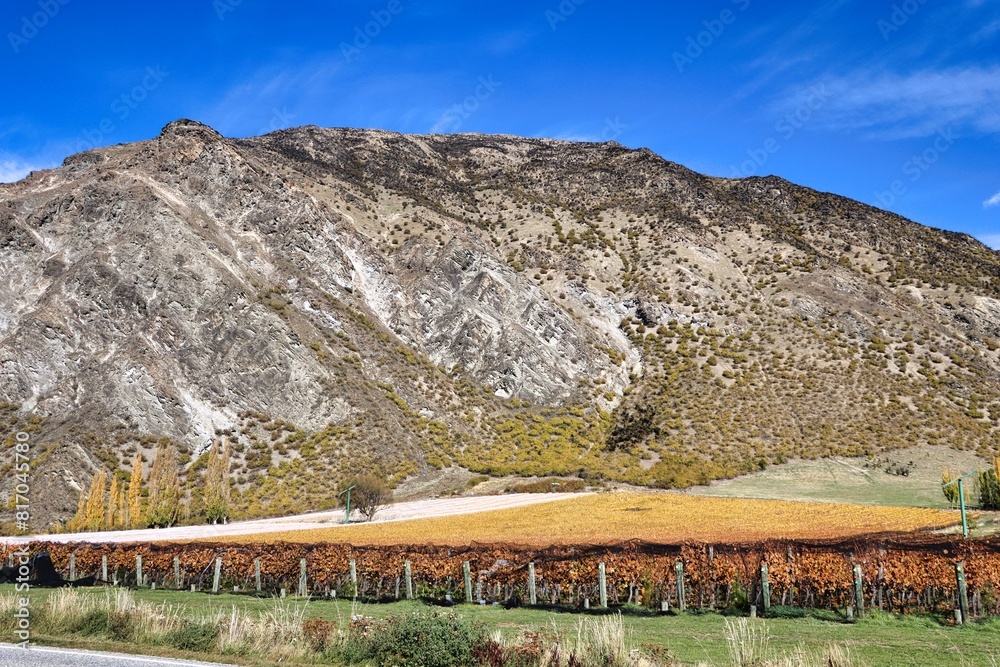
[67,439,232,531]
[942,457,1000,510]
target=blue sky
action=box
[1,0,998,248]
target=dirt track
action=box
[1,493,589,545]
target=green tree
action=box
[341,474,391,521]
[204,439,232,524]
[146,442,180,527]
[979,459,1000,511]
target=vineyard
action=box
[207,493,960,546]
[5,535,1000,619]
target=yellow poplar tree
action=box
[83,469,107,531]
[127,453,145,529]
[68,487,87,532]
[106,475,123,530]
[115,477,128,529]
[146,441,180,528]
[204,439,232,524]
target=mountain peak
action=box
[158,118,224,142]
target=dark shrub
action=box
[168,620,219,652]
[339,612,485,667]
[303,617,337,653]
[74,610,110,636]
[107,612,133,641]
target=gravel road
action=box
[2,492,588,545]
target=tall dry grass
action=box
[712,618,856,667]
[215,600,309,659]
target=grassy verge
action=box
[2,585,999,666]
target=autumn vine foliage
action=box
[9,536,1000,617]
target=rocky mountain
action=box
[2,119,999,529]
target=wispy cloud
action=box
[201,57,345,137]
[978,234,1000,250]
[0,157,38,183]
[985,190,1000,207]
[776,66,1000,139]
[730,0,855,100]
[970,18,1000,42]
[482,30,534,56]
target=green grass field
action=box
[5,585,999,666]
[688,445,989,509]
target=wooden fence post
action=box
[213,557,222,593]
[298,558,308,597]
[598,562,608,608]
[136,555,143,587]
[101,555,108,583]
[528,562,537,606]
[69,553,76,581]
[350,559,358,599]
[463,561,473,604]
[254,558,262,593]
[174,556,181,589]
[760,562,770,615]
[877,563,884,612]
[404,560,413,599]
[852,564,864,618]
[675,561,686,613]
[787,548,796,607]
[956,562,970,624]
[708,546,716,609]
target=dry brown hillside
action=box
[1,119,998,528]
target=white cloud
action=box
[778,66,1000,140]
[0,158,37,183]
[978,234,1000,250]
[429,110,462,134]
[985,191,1000,207]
